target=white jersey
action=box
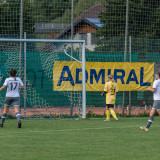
[3,77,24,97]
[153,79,160,100]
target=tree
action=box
[32,0,71,22]
[0,0,34,38]
[129,0,160,38]
[95,0,160,52]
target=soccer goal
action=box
[0,38,86,119]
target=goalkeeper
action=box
[101,75,118,121]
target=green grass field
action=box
[0,118,160,160]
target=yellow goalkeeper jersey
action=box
[104,81,118,104]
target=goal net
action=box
[0,39,86,119]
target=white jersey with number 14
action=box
[3,77,24,97]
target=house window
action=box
[80,33,87,45]
[91,33,97,45]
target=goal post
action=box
[0,38,86,119]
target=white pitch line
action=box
[0,125,159,135]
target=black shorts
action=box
[106,104,114,109]
[4,97,20,107]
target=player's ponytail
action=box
[111,76,115,83]
[108,75,115,83]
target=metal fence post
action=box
[129,36,131,115]
[24,32,27,118]
[123,0,129,116]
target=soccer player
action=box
[0,69,24,128]
[140,71,160,131]
[101,75,118,121]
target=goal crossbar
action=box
[0,38,85,43]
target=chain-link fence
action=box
[0,0,160,118]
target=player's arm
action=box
[1,78,8,91]
[19,78,24,89]
[148,81,156,92]
[19,86,24,89]
[101,83,108,96]
[114,83,118,98]
[148,87,156,92]
[101,91,107,96]
[0,85,6,91]
[114,89,117,98]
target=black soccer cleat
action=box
[0,123,3,127]
[18,122,21,128]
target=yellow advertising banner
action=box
[53,61,154,91]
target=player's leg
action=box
[0,97,11,127]
[13,98,21,128]
[145,101,160,130]
[145,109,155,129]
[140,103,157,131]
[109,97,118,121]
[0,106,9,127]
[104,105,110,121]
[109,105,118,121]
[14,106,21,128]
[156,101,160,117]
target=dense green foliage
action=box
[32,0,72,22]
[0,0,34,37]
[48,0,106,22]
[97,0,160,38]
[0,118,160,160]
[95,0,160,52]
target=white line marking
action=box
[0,125,159,135]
